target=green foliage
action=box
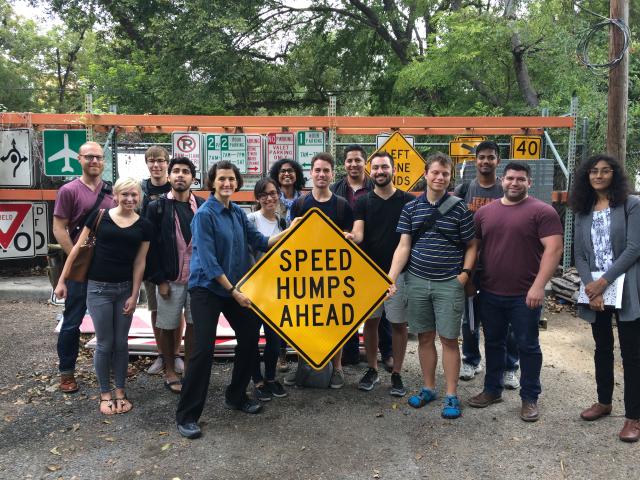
[1,0,637,179]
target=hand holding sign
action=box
[231,289,252,308]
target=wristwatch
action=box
[461,268,473,276]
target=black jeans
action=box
[591,311,640,419]
[253,322,280,383]
[176,287,260,425]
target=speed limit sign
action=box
[511,136,542,160]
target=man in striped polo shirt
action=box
[388,152,478,419]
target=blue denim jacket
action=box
[189,194,269,296]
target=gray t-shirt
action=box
[454,179,503,214]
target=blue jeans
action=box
[86,280,133,393]
[462,295,519,371]
[478,290,542,401]
[57,279,88,374]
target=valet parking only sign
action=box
[237,208,391,369]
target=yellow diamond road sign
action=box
[237,208,391,369]
[366,132,425,191]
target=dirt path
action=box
[0,300,637,479]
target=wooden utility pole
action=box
[606,0,629,165]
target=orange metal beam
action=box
[0,189,257,202]
[0,113,574,135]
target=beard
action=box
[171,183,189,192]
[374,175,392,187]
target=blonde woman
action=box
[55,177,153,415]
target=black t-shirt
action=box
[291,193,354,231]
[174,200,194,245]
[85,210,153,283]
[354,189,415,272]
[141,179,171,216]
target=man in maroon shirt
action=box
[468,162,563,422]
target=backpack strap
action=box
[335,195,347,226]
[457,181,470,201]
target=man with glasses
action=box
[53,141,114,393]
[140,146,176,376]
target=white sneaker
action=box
[147,355,164,375]
[503,370,520,390]
[174,357,184,374]
[459,362,481,381]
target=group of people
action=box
[52,139,640,443]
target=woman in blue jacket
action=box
[175,161,292,439]
[570,154,640,442]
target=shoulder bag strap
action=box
[73,183,109,237]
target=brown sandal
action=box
[114,395,133,414]
[99,398,115,415]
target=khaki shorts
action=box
[143,280,158,311]
[371,272,408,324]
[156,282,193,330]
[406,273,465,339]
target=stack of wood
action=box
[550,267,581,304]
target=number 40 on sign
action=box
[511,136,542,160]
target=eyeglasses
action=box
[257,191,279,199]
[588,168,613,175]
[147,159,167,165]
[81,154,104,162]
[279,168,295,175]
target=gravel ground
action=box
[0,299,638,480]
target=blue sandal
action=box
[442,395,462,419]
[408,387,437,408]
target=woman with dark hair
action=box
[269,158,305,371]
[269,158,305,225]
[570,154,640,442]
[247,178,288,401]
[175,161,294,439]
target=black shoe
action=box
[224,398,263,414]
[177,422,201,439]
[266,380,288,398]
[358,368,380,391]
[390,372,406,397]
[254,383,273,402]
